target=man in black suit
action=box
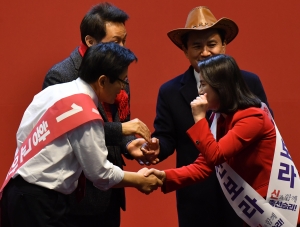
[150,6,272,227]
[42,2,153,227]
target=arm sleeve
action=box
[187,110,266,166]
[162,154,213,193]
[152,87,177,162]
[67,120,124,191]
[103,122,135,160]
[103,121,123,146]
[162,110,267,193]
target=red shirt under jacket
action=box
[163,107,276,198]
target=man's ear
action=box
[85,35,97,47]
[221,42,227,54]
[98,75,106,88]
[182,45,189,59]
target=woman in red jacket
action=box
[144,54,299,226]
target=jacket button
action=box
[195,140,200,145]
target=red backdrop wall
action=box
[1,1,300,226]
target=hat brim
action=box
[167,17,239,50]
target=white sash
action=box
[0,94,102,199]
[211,104,300,226]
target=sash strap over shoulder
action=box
[211,103,300,227]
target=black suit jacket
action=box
[152,66,271,227]
[43,47,135,215]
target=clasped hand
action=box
[121,118,160,165]
[127,138,160,165]
[137,167,166,194]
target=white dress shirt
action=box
[16,78,124,194]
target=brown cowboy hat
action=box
[167,6,239,49]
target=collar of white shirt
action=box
[76,78,99,107]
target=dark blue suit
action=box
[152,65,271,227]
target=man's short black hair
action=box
[80,2,129,44]
[79,42,137,84]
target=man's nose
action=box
[198,87,203,94]
[200,47,211,57]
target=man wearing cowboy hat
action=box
[151,6,272,226]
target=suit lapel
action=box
[98,103,109,122]
[179,66,199,105]
[179,66,212,123]
[98,102,119,122]
[112,104,120,122]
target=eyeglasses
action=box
[117,77,129,86]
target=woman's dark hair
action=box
[198,54,261,114]
[79,42,137,83]
[80,2,129,44]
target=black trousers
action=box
[1,175,68,227]
[65,189,121,227]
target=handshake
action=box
[121,121,167,194]
[132,167,166,195]
[113,139,166,195]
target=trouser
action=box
[1,175,68,227]
[65,189,121,227]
